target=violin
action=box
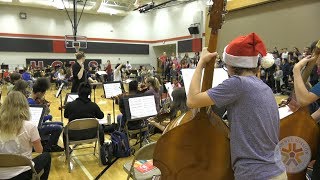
[35,97,50,115]
[138,83,148,93]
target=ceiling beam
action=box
[226,0,280,11]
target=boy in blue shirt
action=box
[187,33,286,180]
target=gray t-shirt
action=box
[207,75,285,180]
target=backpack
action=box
[100,142,113,165]
[103,123,118,134]
[111,131,131,158]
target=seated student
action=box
[64,82,105,146]
[169,87,188,120]
[12,79,31,98]
[7,72,21,93]
[56,69,68,87]
[172,78,182,89]
[117,80,142,129]
[21,68,34,88]
[118,80,153,144]
[27,78,64,152]
[0,91,51,180]
[144,77,161,113]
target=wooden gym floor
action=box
[0,84,288,180]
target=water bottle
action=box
[107,114,111,124]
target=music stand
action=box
[123,93,158,122]
[55,83,64,122]
[90,82,103,103]
[123,93,157,147]
[29,104,46,128]
[103,81,123,123]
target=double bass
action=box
[153,0,233,179]
[280,40,320,180]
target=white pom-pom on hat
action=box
[261,53,275,68]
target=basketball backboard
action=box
[65,35,87,50]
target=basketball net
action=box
[74,45,80,52]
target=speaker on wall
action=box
[188,26,199,35]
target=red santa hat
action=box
[222,33,274,68]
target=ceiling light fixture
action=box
[97,5,120,15]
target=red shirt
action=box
[106,64,112,74]
[3,71,10,78]
[160,55,167,65]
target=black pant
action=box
[267,75,275,91]
[11,152,51,180]
[283,75,289,88]
[275,80,281,93]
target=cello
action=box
[280,40,320,180]
[153,0,234,179]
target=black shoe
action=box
[45,145,65,152]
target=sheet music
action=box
[165,82,173,101]
[103,83,122,98]
[181,68,229,96]
[66,94,90,103]
[67,94,79,102]
[98,119,109,125]
[96,71,107,75]
[55,83,64,98]
[129,95,157,119]
[279,106,293,119]
[29,107,43,126]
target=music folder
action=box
[123,93,158,121]
[29,104,45,128]
[103,81,123,99]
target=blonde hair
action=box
[0,91,30,141]
[146,77,160,92]
[75,51,85,60]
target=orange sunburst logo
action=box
[275,136,311,173]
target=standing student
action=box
[105,60,113,81]
[114,63,124,82]
[71,51,86,93]
[292,40,320,180]
[187,33,286,180]
[274,65,283,95]
[0,91,51,180]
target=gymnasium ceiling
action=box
[0,0,201,16]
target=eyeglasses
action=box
[222,64,228,72]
